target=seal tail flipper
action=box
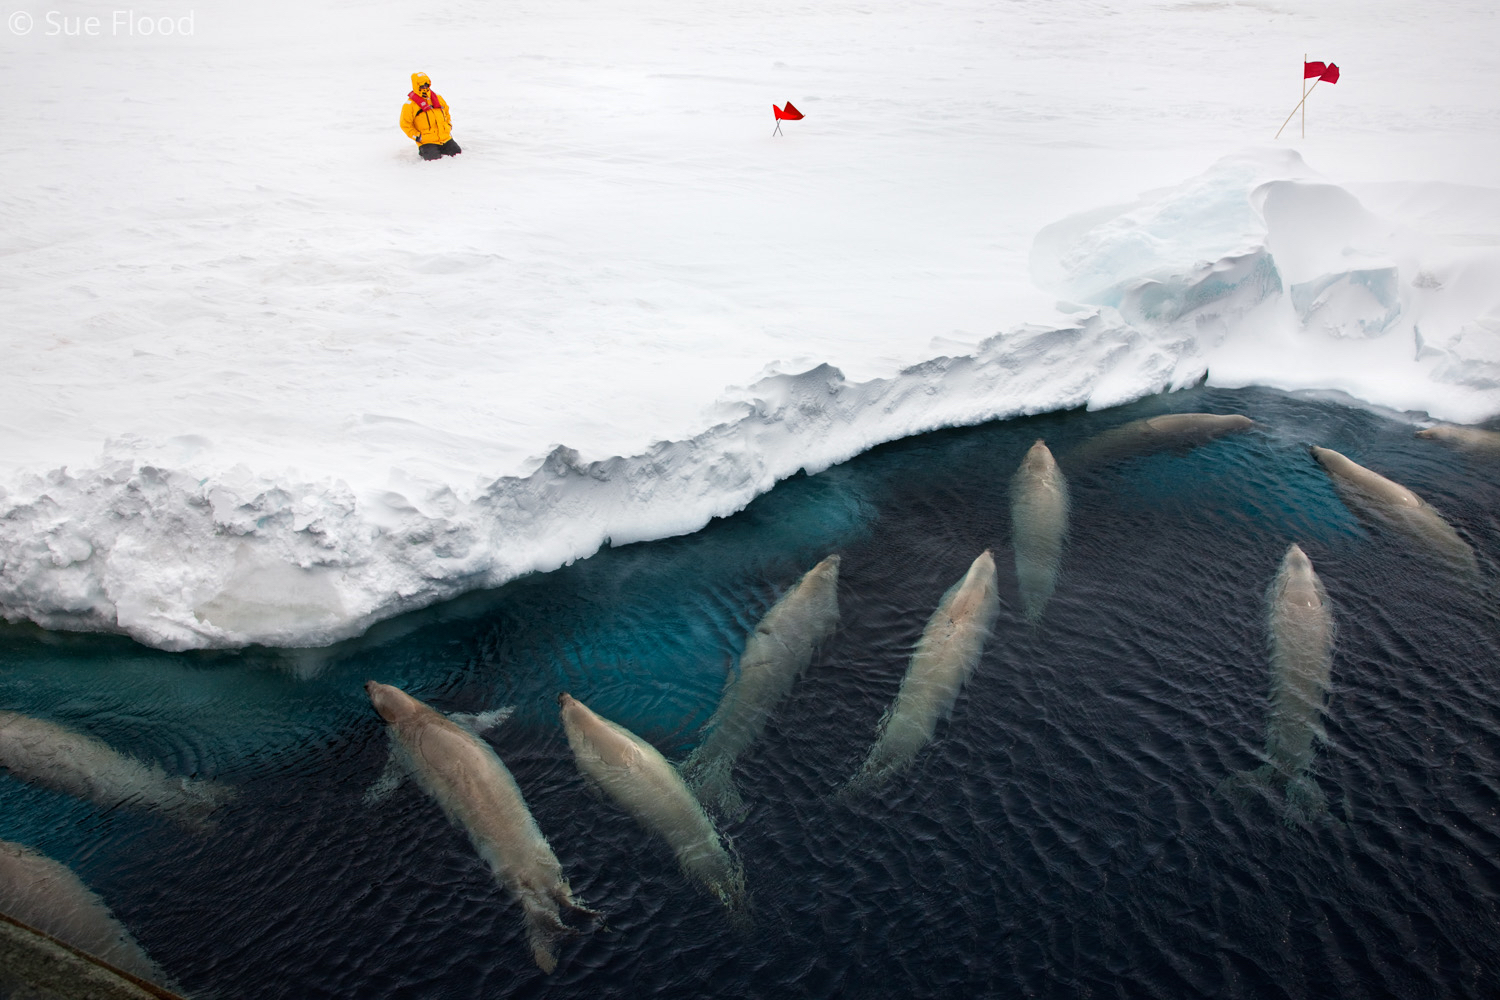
[552,881,604,929]
[1216,765,1331,826]
[521,895,584,975]
[1283,773,1328,827]
[683,754,746,823]
[363,748,406,806]
[841,743,899,800]
[528,932,559,975]
[713,855,751,928]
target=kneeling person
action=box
[401,72,461,160]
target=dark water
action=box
[3,386,1500,999]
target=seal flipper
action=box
[1215,764,1277,805]
[449,706,515,736]
[363,746,407,805]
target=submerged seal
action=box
[365,681,599,973]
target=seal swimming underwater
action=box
[1416,424,1500,454]
[846,550,1000,794]
[1309,445,1477,576]
[1220,544,1336,825]
[558,693,745,913]
[1068,412,1253,468]
[364,681,598,973]
[0,838,170,986]
[680,554,841,820]
[0,711,231,830]
[1009,440,1069,624]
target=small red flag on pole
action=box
[772,101,803,136]
[1276,60,1339,139]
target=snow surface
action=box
[2,0,1498,649]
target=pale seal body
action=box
[846,550,1000,793]
[0,711,229,828]
[0,839,167,985]
[1009,440,1069,624]
[1416,425,1500,453]
[558,694,744,911]
[1310,445,1477,575]
[365,682,596,973]
[1070,412,1253,467]
[681,555,840,820]
[1221,544,1336,824]
[1264,544,1335,781]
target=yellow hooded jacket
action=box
[401,72,453,145]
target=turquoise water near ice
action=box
[3,386,1500,998]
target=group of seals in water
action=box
[361,556,845,971]
[0,712,216,997]
[3,411,1491,984]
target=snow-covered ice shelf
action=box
[2,0,1497,649]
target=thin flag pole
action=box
[1302,53,1306,138]
[1275,78,1322,139]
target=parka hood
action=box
[411,72,431,92]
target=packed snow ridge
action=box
[3,149,1498,650]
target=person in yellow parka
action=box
[401,72,462,160]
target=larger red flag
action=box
[773,101,804,121]
[1319,63,1340,84]
[1303,60,1326,79]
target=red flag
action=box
[774,101,804,121]
[1319,63,1340,84]
[1303,60,1326,79]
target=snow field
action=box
[2,0,1497,648]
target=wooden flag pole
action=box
[1275,78,1323,139]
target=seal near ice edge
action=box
[558,693,746,915]
[0,711,232,830]
[1067,412,1254,469]
[1415,424,1500,454]
[1218,544,1336,826]
[680,554,841,821]
[1009,440,1070,625]
[364,681,600,973]
[1309,445,1478,577]
[0,838,173,989]
[845,550,1001,795]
